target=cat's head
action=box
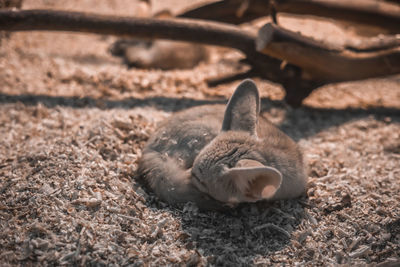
[191,79,282,204]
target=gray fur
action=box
[137,79,307,210]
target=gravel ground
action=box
[0,0,399,266]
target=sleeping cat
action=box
[137,79,307,210]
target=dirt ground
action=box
[1,0,399,266]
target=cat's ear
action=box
[221,79,260,135]
[224,159,282,201]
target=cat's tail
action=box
[136,149,225,211]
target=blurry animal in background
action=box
[109,5,209,70]
[137,79,307,210]
[110,38,209,70]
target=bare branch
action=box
[0,9,256,52]
[179,0,400,32]
[256,23,400,82]
[1,9,399,106]
[276,0,400,33]
[0,9,299,84]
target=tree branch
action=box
[0,9,289,84]
[256,23,400,82]
[179,0,400,32]
[0,9,308,100]
[0,9,399,106]
[0,9,256,52]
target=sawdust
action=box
[0,0,399,266]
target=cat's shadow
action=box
[144,194,306,265]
